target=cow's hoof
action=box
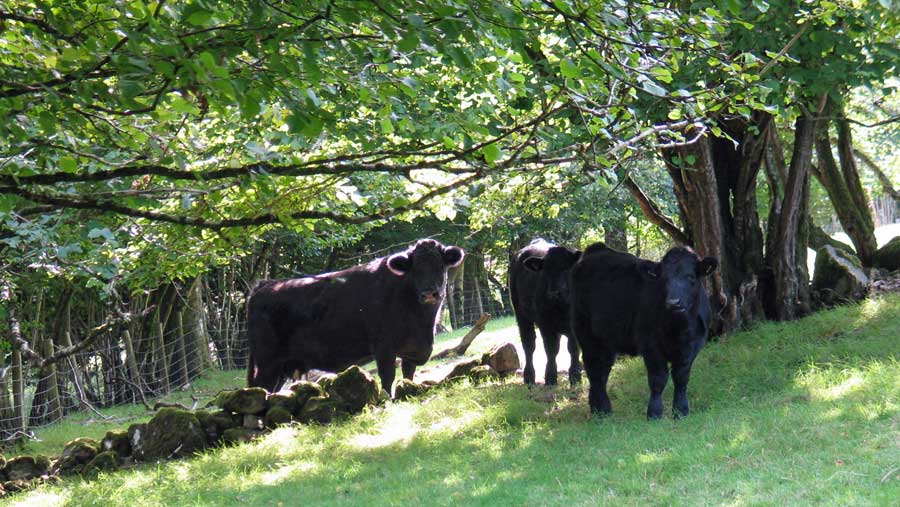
[672,408,689,419]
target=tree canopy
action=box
[1,0,899,296]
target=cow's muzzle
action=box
[419,290,441,305]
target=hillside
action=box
[4,295,900,507]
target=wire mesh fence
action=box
[0,287,514,440]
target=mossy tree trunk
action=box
[661,114,771,332]
[766,112,817,321]
[812,97,877,267]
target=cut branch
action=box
[432,313,492,360]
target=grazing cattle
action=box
[246,239,464,394]
[570,243,717,419]
[509,240,582,386]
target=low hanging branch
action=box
[854,148,900,202]
[622,174,690,245]
[432,313,492,360]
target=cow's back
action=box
[572,245,658,353]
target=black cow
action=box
[246,239,465,394]
[570,243,717,419]
[509,240,582,386]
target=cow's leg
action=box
[401,359,417,381]
[375,353,397,398]
[538,325,561,386]
[572,315,614,415]
[566,335,582,385]
[643,353,669,420]
[671,359,694,418]
[516,315,538,385]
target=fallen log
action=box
[432,313,491,360]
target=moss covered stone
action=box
[135,408,206,461]
[101,429,131,457]
[215,387,268,415]
[83,451,120,477]
[468,365,500,383]
[4,455,50,481]
[127,423,147,458]
[266,392,298,414]
[221,428,260,445]
[392,378,429,401]
[297,396,340,424]
[289,381,324,413]
[812,245,868,305]
[326,366,379,413]
[198,410,240,444]
[264,405,294,428]
[442,358,482,383]
[316,373,338,391]
[55,437,99,474]
[873,236,900,271]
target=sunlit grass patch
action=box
[5,295,900,506]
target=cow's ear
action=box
[639,260,661,279]
[387,253,412,276]
[442,246,465,267]
[523,256,544,272]
[698,256,718,277]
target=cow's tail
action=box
[246,350,256,387]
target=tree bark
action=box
[767,113,817,320]
[662,132,733,333]
[812,98,877,266]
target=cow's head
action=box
[387,239,465,305]
[640,247,717,318]
[523,246,582,304]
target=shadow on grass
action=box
[13,296,900,507]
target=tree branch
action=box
[854,148,899,202]
[4,172,483,229]
[622,174,690,244]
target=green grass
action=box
[5,296,900,507]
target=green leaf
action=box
[640,79,668,97]
[380,117,395,134]
[187,9,214,26]
[170,95,200,114]
[560,59,580,78]
[398,30,419,52]
[651,67,673,84]
[481,144,501,164]
[59,156,78,173]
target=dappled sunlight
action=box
[818,374,865,400]
[635,447,672,465]
[257,461,317,486]
[348,404,420,450]
[5,489,69,507]
[256,425,306,456]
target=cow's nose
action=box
[420,290,440,304]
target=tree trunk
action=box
[766,113,817,320]
[812,98,877,266]
[658,114,772,332]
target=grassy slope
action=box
[5,296,900,507]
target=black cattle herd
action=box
[246,237,718,420]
